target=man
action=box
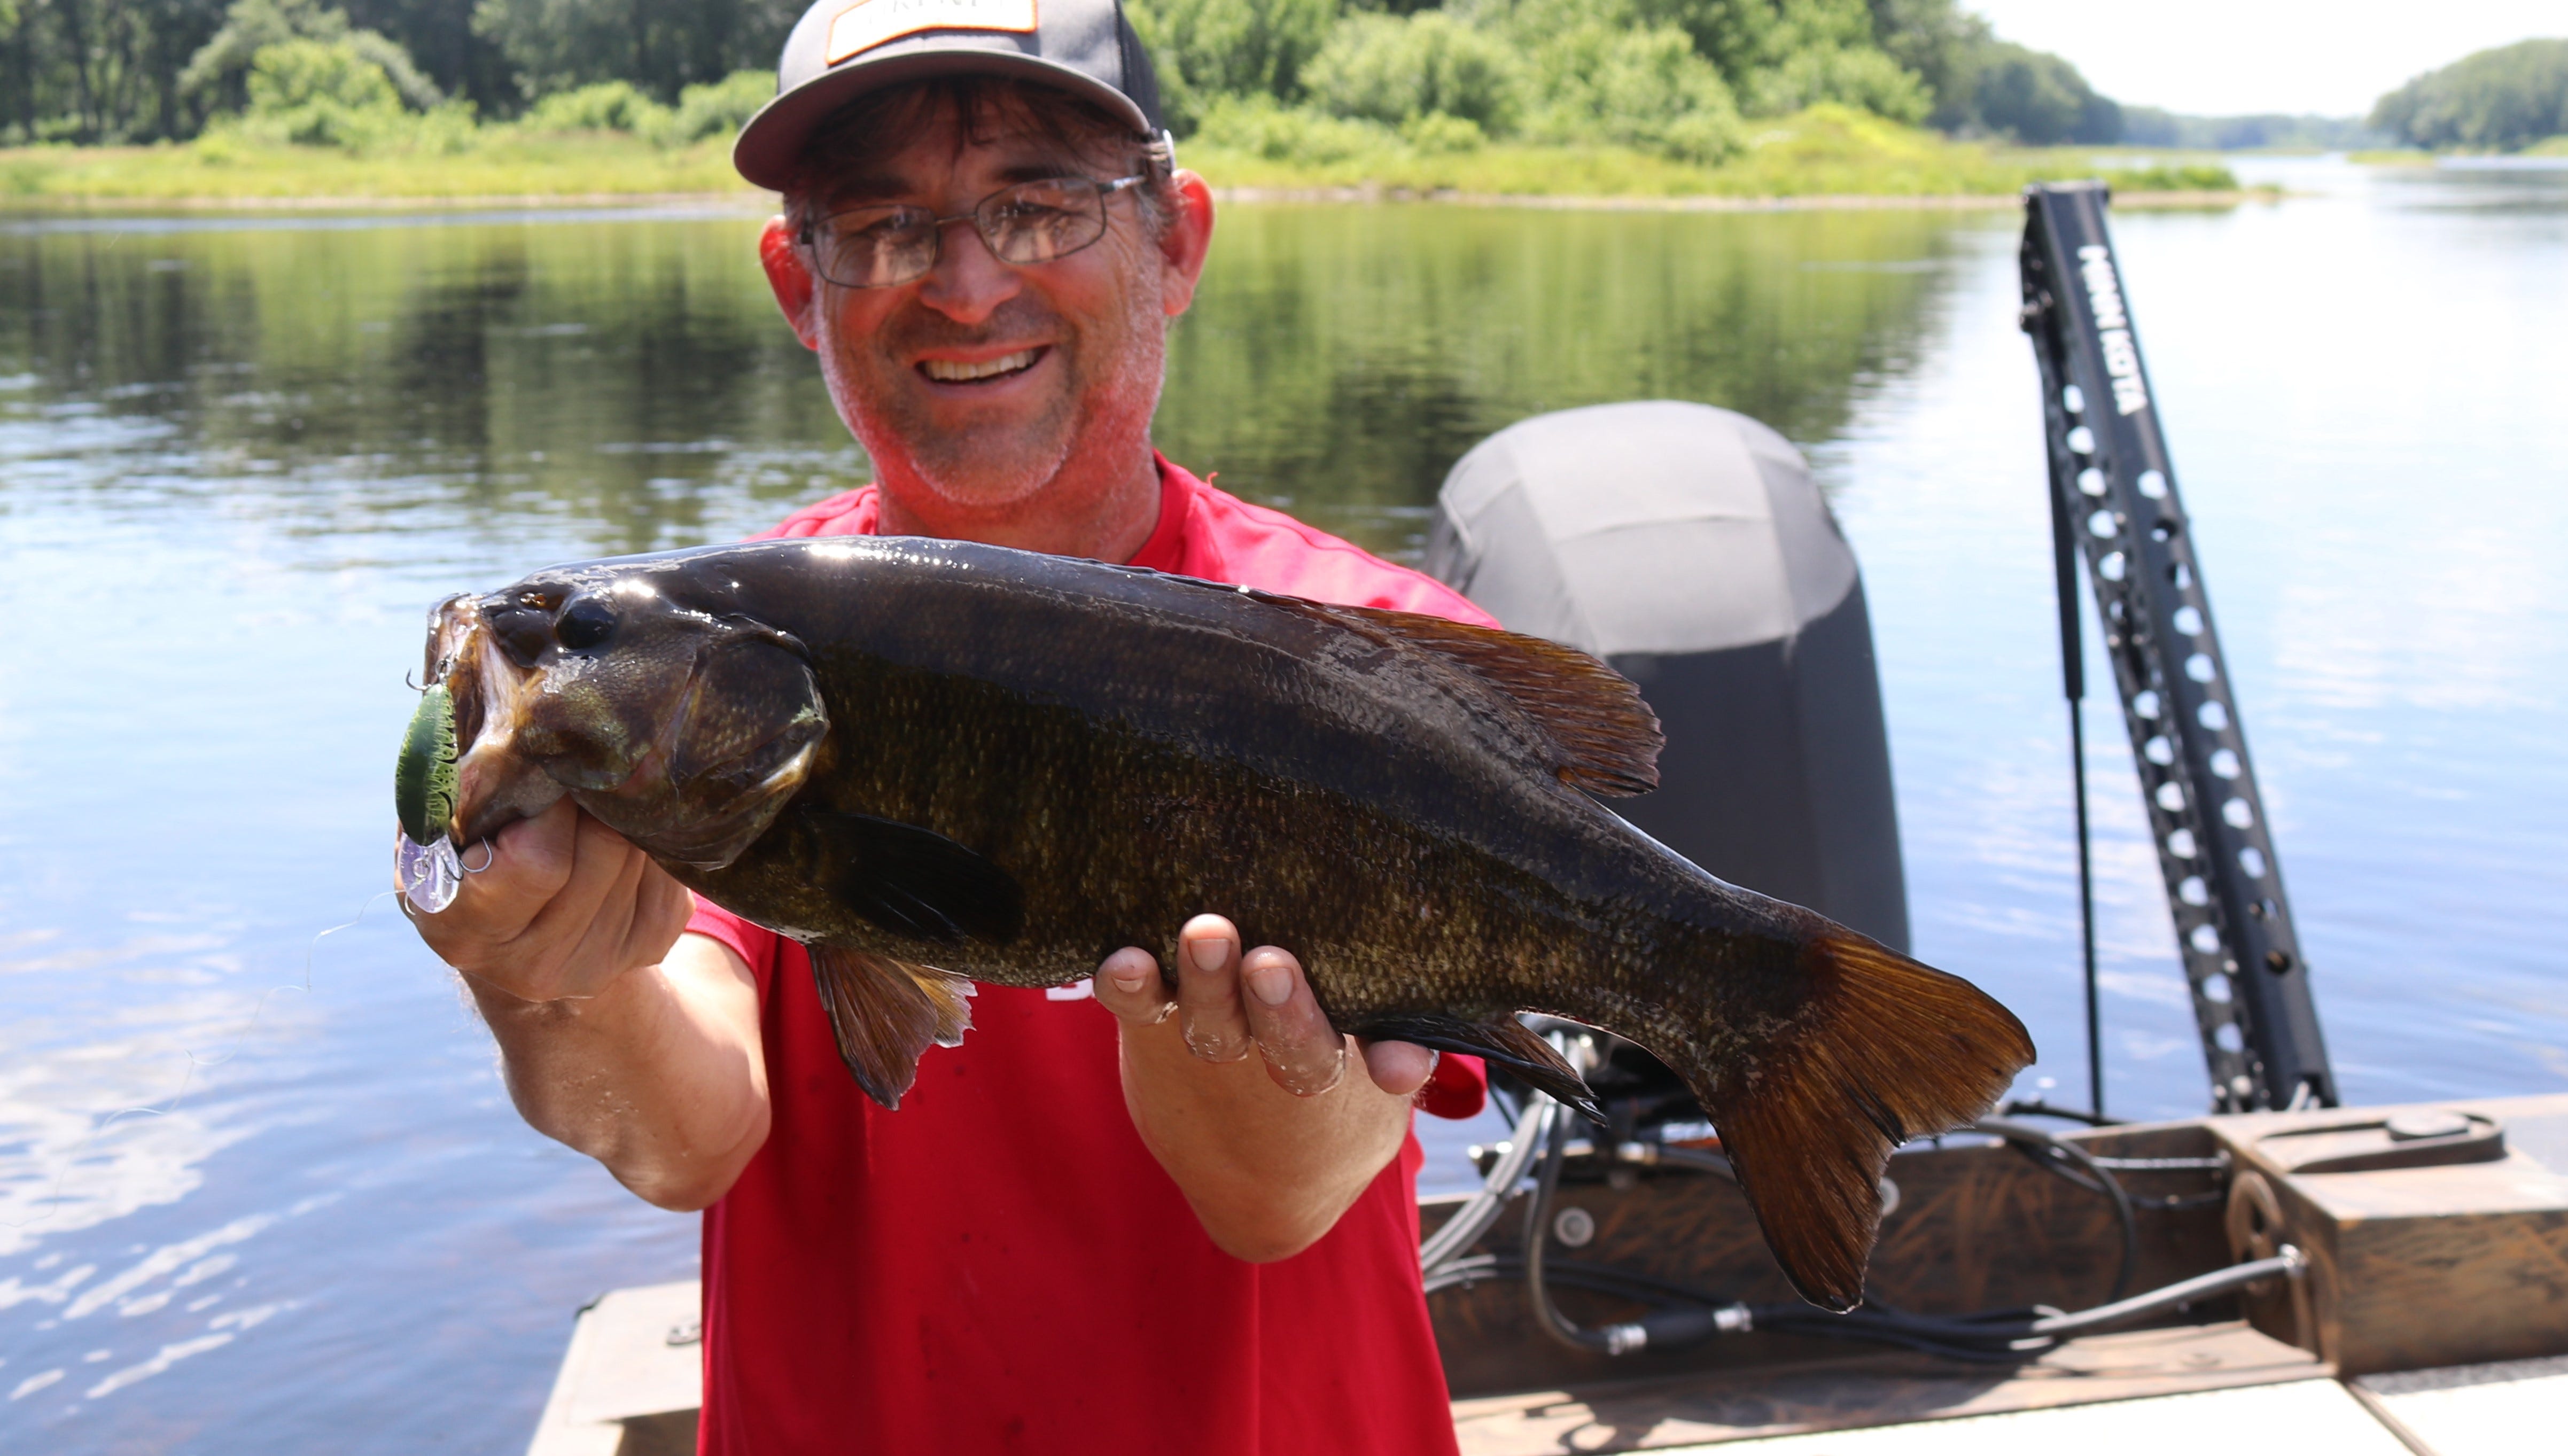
[410,3,1499,1451]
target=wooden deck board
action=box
[1673,1380,2414,1455]
[1449,1322,2327,1453]
[525,1281,702,1456]
[2357,1353,2568,1456]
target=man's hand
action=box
[409,798,693,1004]
[1093,915,1433,1263]
[404,800,768,1210]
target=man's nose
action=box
[915,216,1022,324]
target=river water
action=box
[2,157,2561,1452]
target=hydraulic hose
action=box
[1431,1065,2261,1364]
[1435,1245,2306,1363]
[1419,1095,1553,1275]
[1973,1118,2139,1301]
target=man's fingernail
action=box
[1244,963,1293,1006]
[1188,936,1230,972]
[1108,970,1148,994]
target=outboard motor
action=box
[1427,400,1908,954]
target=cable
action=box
[1523,1094,1617,1352]
[1518,1103,1761,1356]
[1973,1118,2137,1301]
[1434,1081,2249,1365]
[1437,1247,2305,1364]
[2001,1097,2125,1127]
[1419,1094,1553,1275]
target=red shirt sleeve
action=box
[685,895,778,988]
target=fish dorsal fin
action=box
[1083,563,1661,796]
[1330,604,1663,797]
[808,945,976,1110]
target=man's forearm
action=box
[469,935,770,1211]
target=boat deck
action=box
[524,1286,2554,1456]
[526,1095,2568,1455]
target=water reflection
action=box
[1162,205,1958,551]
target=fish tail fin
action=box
[1680,930,2033,1312]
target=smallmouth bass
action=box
[406,537,2033,1309]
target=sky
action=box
[1964,1,2568,117]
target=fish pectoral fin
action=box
[799,808,1025,946]
[808,945,977,1110]
[1349,1012,1605,1124]
[1328,605,1664,798]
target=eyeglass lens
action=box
[811,178,1116,289]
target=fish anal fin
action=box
[797,808,1025,946]
[808,944,977,1110]
[1350,1011,1605,1124]
[1331,605,1663,798]
[1700,931,2034,1311]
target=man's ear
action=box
[759,216,821,350]
[1157,170,1216,319]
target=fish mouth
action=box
[425,593,827,867]
[916,346,1045,385]
[430,598,565,846]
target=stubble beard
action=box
[829,279,1168,518]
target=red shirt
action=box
[687,458,1491,1455]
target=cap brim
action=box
[733,48,1155,192]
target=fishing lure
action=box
[395,686,464,914]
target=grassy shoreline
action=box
[2,109,2264,212]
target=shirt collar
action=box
[1126,453,1196,572]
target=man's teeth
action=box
[922,350,1038,382]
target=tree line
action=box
[4,0,2139,154]
[2371,39,2568,152]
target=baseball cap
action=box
[734,0,1169,191]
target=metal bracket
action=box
[2019,183,2336,1112]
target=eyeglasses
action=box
[799,175,1148,290]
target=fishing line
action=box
[0,889,401,1236]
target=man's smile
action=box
[917,346,1048,385]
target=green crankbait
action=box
[395,684,459,847]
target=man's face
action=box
[764,96,1207,521]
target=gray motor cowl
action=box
[1428,400,1909,953]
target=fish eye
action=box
[555,597,617,651]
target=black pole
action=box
[2046,451,2105,1118]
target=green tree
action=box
[1515,20,1742,161]
[1964,41,2116,143]
[234,34,408,144]
[183,0,442,116]
[337,0,517,113]
[3,0,231,142]
[2371,38,2568,151]
[469,0,798,103]
[1741,40,1926,121]
[1303,11,1519,132]
[1127,0,1339,132]
[1864,0,1986,129]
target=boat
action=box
[521,185,2568,1456]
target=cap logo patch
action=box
[827,0,1038,64]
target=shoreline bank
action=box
[0,184,2275,218]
